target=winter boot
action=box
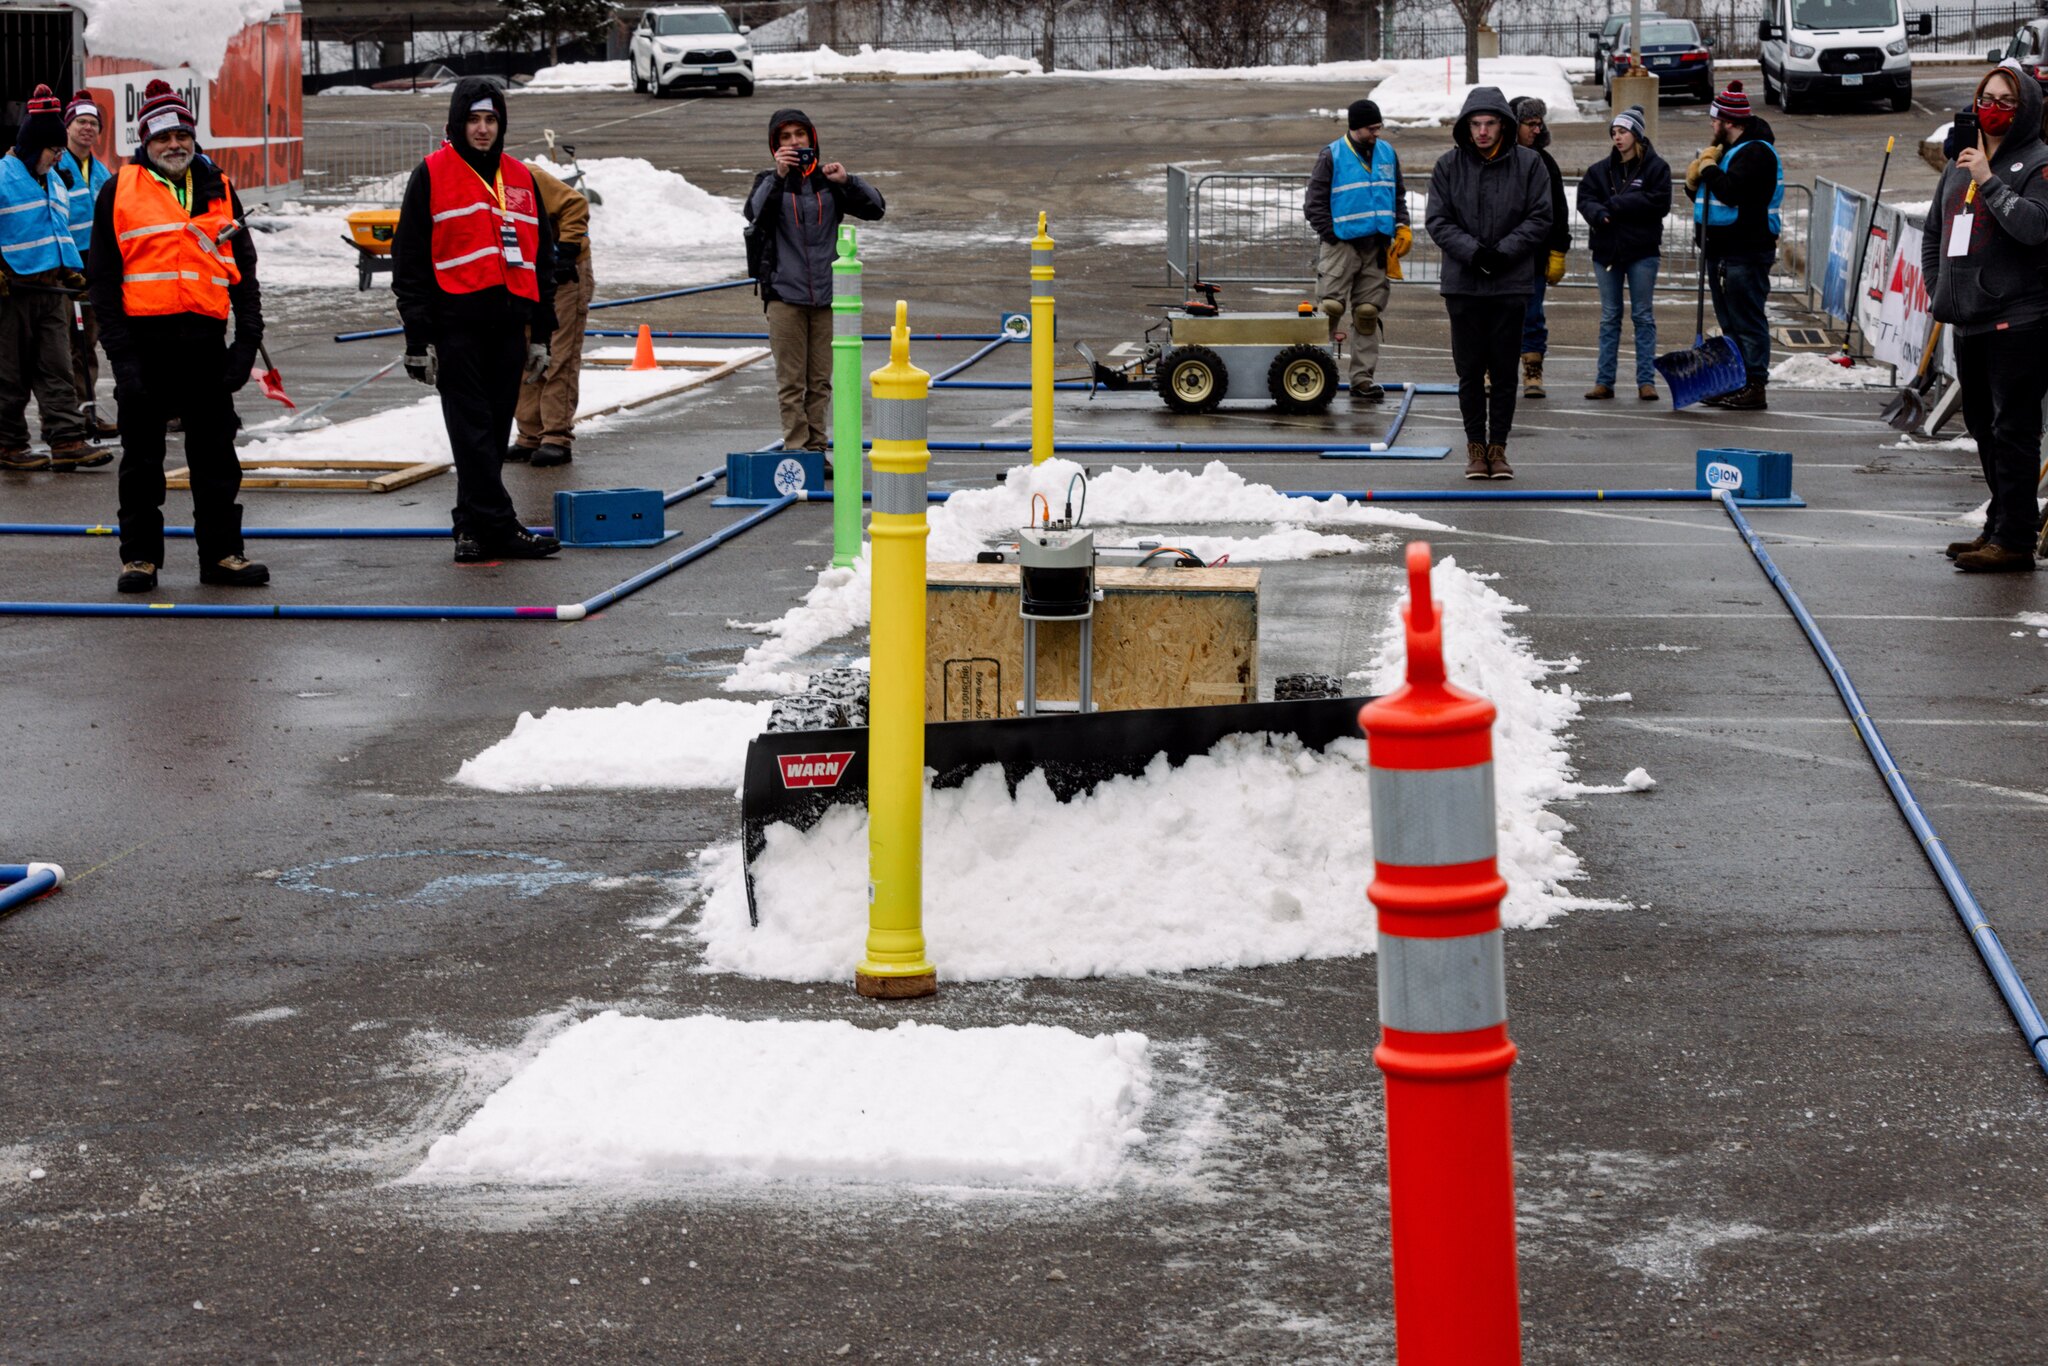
[1521,351,1545,399]
[453,534,487,564]
[48,441,113,471]
[116,560,158,594]
[200,555,270,587]
[489,527,562,560]
[0,448,48,471]
[1945,532,1990,560]
[1638,383,1659,401]
[1954,544,2036,573]
[529,444,572,468]
[1465,442,1490,480]
[1487,443,1515,480]
[1352,381,1385,405]
[1717,381,1768,411]
[1583,384,1613,400]
[505,443,535,463]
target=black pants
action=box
[116,330,243,567]
[1954,326,2048,554]
[436,323,526,540]
[1444,294,1528,445]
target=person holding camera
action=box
[744,109,885,456]
[1923,64,2048,573]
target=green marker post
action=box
[831,226,864,568]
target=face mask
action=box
[1978,101,2016,137]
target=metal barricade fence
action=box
[301,121,438,205]
[1166,164,1812,295]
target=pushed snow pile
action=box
[1769,354,1894,389]
[569,158,749,285]
[1366,57,1583,125]
[759,44,1041,82]
[412,1012,1152,1189]
[525,60,631,91]
[456,698,772,793]
[694,555,1604,982]
[722,458,1446,693]
[74,0,277,78]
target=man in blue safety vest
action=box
[0,82,100,471]
[1303,99,1411,406]
[57,90,115,439]
[1685,79,1782,411]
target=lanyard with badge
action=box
[1947,180,1977,258]
[465,159,523,268]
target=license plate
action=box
[1841,73,1863,86]
[1651,57,1673,66]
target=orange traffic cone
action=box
[629,323,658,371]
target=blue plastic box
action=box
[723,449,825,503]
[1696,447,1794,503]
[551,488,669,547]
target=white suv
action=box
[630,5,755,98]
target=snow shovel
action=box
[737,693,1372,927]
[255,342,295,409]
[1654,190,1748,410]
[1881,321,1943,433]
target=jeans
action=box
[1706,252,1774,384]
[1955,325,2048,554]
[1444,293,1528,445]
[1595,256,1660,388]
[1521,273,1548,355]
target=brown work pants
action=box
[514,259,595,449]
[0,286,87,451]
[1316,238,1390,388]
[766,299,832,452]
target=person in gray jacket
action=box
[1424,86,1553,480]
[1921,63,2048,572]
[743,108,885,455]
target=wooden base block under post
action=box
[855,970,939,1000]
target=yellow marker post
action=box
[857,300,938,1000]
[1030,212,1055,465]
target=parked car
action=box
[1603,17,1716,102]
[1759,0,1931,114]
[1590,9,1668,66]
[630,5,755,97]
[1987,18,2048,93]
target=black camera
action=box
[795,147,817,174]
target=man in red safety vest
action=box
[87,78,268,595]
[392,77,561,563]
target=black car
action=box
[1604,17,1717,103]
[1590,9,1668,65]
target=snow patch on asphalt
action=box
[1613,1217,1768,1283]
[454,698,773,793]
[228,1006,299,1026]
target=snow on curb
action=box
[1768,354,1894,390]
[759,44,1041,82]
[454,699,774,794]
[690,554,1612,983]
[411,1012,1152,1190]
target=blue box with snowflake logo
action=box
[720,449,826,504]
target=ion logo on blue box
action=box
[1696,448,1794,503]
[725,450,825,503]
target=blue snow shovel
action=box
[1655,189,1749,410]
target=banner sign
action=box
[1821,190,1861,322]
[105,69,211,156]
[1869,222,1933,375]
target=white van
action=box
[1758,0,1933,114]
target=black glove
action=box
[224,340,258,393]
[60,269,87,291]
[404,346,438,387]
[113,360,147,407]
[1472,246,1507,277]
[554,260,579,285]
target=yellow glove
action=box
[1545,250,1567,285]
[1385,224,1413,281]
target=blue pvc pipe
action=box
[586,329,1009,343]
[931,335,1019,384]
[1279,488,1717,502]
[332,279,757,342]
[0,865,61,913]
[0,864,34,882]
[1720,495,2048,1078]
[575,495,797,616]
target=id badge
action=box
[1947,211,1973,257]
[500,218,524,266]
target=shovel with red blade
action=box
[255,342,295,408]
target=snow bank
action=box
[723,458,1446,693]
[74,0,280,79]
[692,554,1605,983]
[1769,353,1894,389]
[1366,57,1583,125]
[759,44,1041,82]
[525,60,632,91]
[455,698,772,793]
[412,1012,1151,1189]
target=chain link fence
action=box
[300,121,437,205]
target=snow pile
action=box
[412,1012,1152,1189]
[455,698,771,793]
[694,555,1607,982]
[723,458,1446,693]
[569,157,750,286]
[585,345,764,365]
[1364,57,1583,126]
[759,45,1041,82]
[525,60,632,91]
[1887,434,1976,452]
[1769,354,1894,389]
[74,0,280,78]
[314,85,382,98]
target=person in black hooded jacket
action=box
[1509,96,1572,400]
[1922,63,2048,572]
[1684,80,1781,410]
[392,77,560,563]
[1577,105,1671,401]
[743,108,885,455]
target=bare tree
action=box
[1450,0,1493,83]
[1323,0,1380,61]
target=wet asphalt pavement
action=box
[3,72,2046,1364]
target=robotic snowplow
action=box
[1077,283,1343,416]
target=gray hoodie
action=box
[1920,65,2048,338]
[1423,86,1554,298]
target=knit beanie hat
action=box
[136,78,198,142]
[1610,105,1647,140]
[13,84,66,160]
[1711,80,1754,121]
[63,91,100,127]
[1347,98,1382,130]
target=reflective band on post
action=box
[833,310,861,336]
[871,397,927,442]
[1032,280,1053,297]
[1369,763,1496,867]
[1032,248,1054,265]
[1378,929,1507,1033]
[873,470,927,515]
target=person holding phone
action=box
[744,109,885,456]
[1922,63,2048,573]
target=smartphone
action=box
[1953,109,1978,149]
